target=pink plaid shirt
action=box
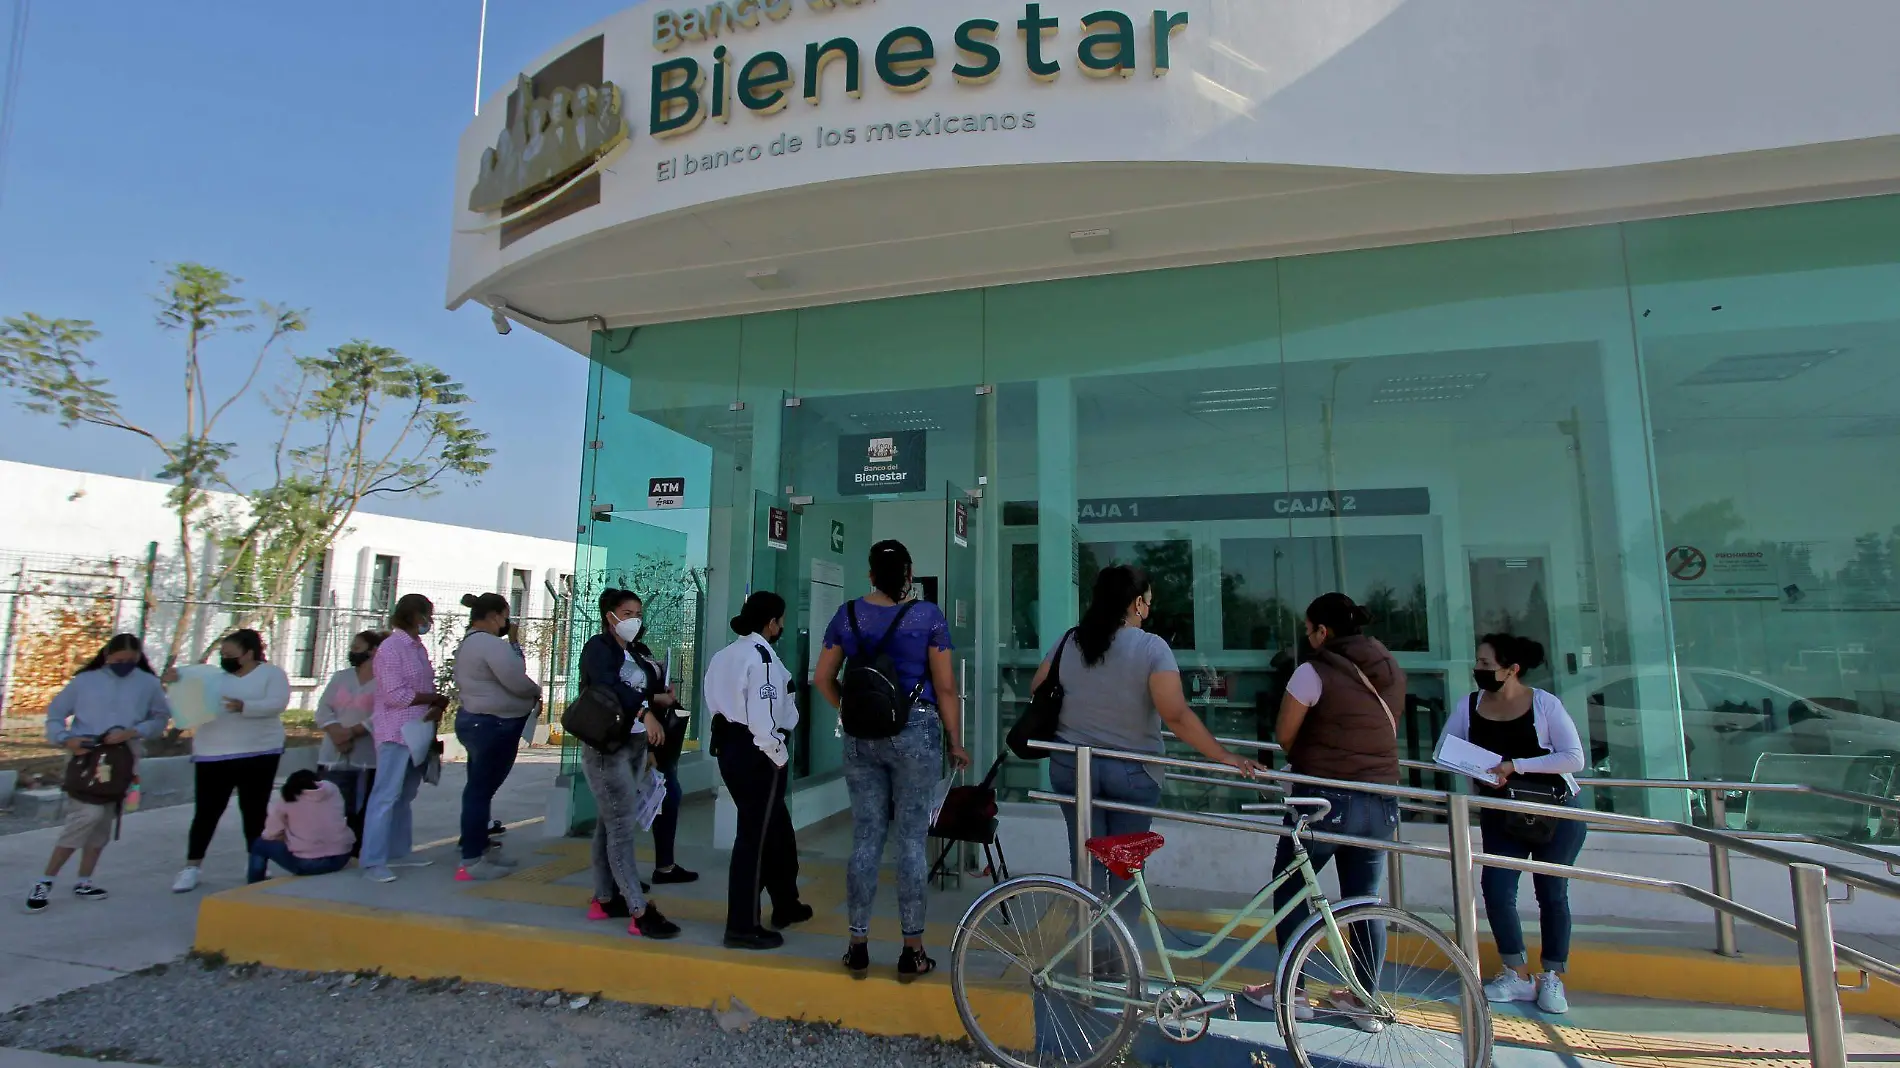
[371,629,436,746]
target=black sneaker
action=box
[487,820,507,837]
[633,903,681,940]
[771,902,814,929]
[651,865,699,885]
[897,946,937,982]
[26,881,51,913]
[841,941,870,975]
[72,884,108,902]
[724,926,784,951]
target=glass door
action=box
[943,481,980,768]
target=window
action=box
[369,555,400,615]
[510,569,531,617]
[294,555,328,678]
[1220,535,1429,653]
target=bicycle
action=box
[948,796,1491,1068]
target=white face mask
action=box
[614,617,644,643]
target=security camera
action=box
[489,305,513,335]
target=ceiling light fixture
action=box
[1371,372,1489,404]
[1069,228,1113,255]
[747,268,787,291]
[1679,348,1844,386]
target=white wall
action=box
[0,461,577,713]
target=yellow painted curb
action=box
[194,884,1029,1046]
[1152,908,1900,1018]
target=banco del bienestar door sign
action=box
[645,2,1189,153]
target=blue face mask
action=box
[108,662,137,677]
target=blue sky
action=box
[0,1,632,541]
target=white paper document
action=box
[1434,733,1505,787]
[166,665,225,729]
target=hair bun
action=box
[460,593,481,608]
[730,614,748,635]
[1351,606,1373,626]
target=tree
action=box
[0,265,304,661]
[222,341,493,626]
[1,265,493,663]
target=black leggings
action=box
[188,753,281,862]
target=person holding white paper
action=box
[1440,633,1587,1015]
[169,629,290,894]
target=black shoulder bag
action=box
[1472,693,1572,845]
[1006,629,1073,761]
[838,600,920,739]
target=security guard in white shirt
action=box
[705,591,811,950]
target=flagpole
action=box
[473,0,489,116]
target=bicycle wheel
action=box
[950,876,1143,1068]
[1277,903,1491,1068]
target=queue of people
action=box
[26,551,1590,1014]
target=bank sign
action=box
[645,2,1188,175]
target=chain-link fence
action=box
[0,546,580,730]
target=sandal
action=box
[897,946,936,981]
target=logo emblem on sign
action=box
[469,75,628,214]
[867,437,897,464]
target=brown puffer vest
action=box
[1290,634,1405,785]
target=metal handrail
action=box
[1029,739,1888,1068]
[1170,730,1900,957]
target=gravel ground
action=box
[0,958,992,1068]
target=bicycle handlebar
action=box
[1283,796,1333,821]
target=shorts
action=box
[57,799,117,850]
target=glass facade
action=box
[569,193,1900,838]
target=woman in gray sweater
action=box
[451,592,542,881]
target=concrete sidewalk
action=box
[0,754,558,1014]
[0,1050,162,1068]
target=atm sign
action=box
[648,477,686,510]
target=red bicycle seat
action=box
[1085,831,1166,880]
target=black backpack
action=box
[839,600,920,740]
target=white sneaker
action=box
[362,866,397,884]
[1484,969,1538,1004]
[482,845,519,869]
[171,867,201,894]
[1535,972,1569,1014]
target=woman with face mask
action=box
[314,630,383,856]
[29,635,171,913]
[169,628,290,894]
[1442,633,1587,1015]
[575,588,681,939]
[704,591,807,950]
[360,593,449,884]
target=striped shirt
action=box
[371,629,436,746]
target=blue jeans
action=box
[1273,786,1398,987]
[1480,803,1588,973]
[842,711,941,939]
[360,741,423,868]
[1048,752,1163,897]
[247,838,351,884]
[456,713,522,861]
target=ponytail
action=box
[1306,592,1371,639]
[1075,565,1151,666]
[868,540,913,602]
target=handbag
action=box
[63,741,135,805]
[1006,629,1073,760]
[561,683,635,754]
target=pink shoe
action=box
[454,866,473,882]
[625,918,644,937]
[587,899,610,921]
